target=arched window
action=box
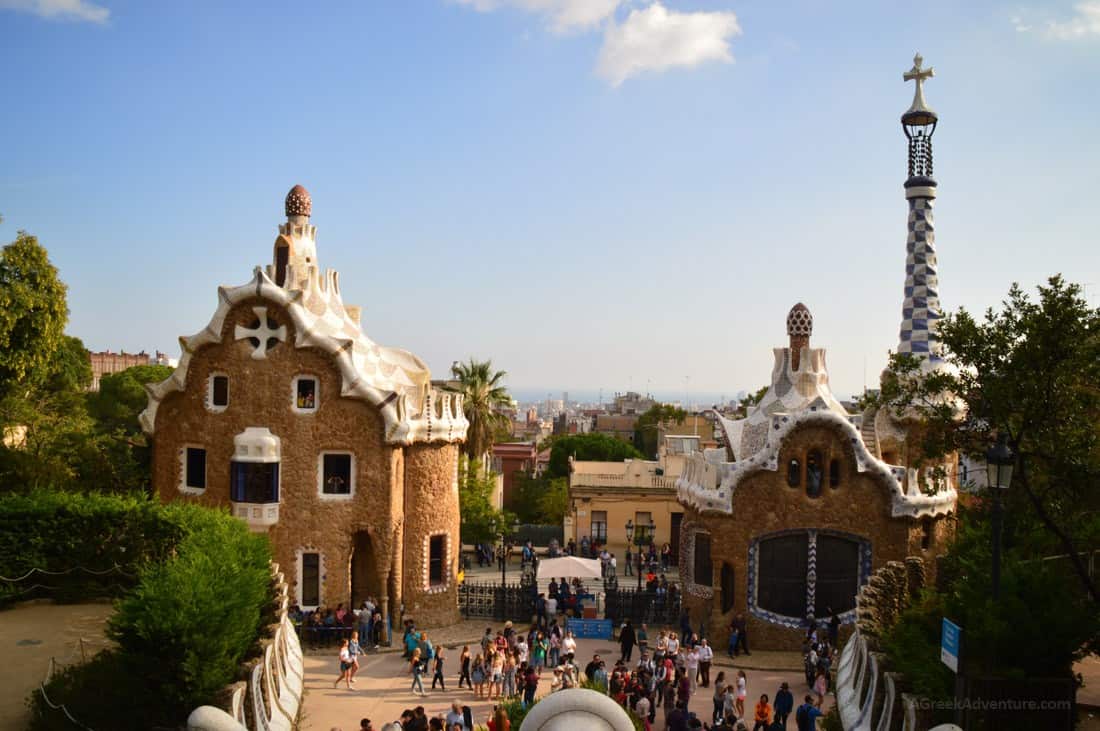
[806,450,824,498]
[787,459,801,487]
[275,243,289,286]
[720,563,736,614]
[756,533,808,617]
[829,459,841,488]
[814,534,860,617]
[921,518,933,550]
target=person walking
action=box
[813,668,828,707]
[732,613,751,656]
[458,645,472,689]
[711,671,727,725]
[522,664,539,708]
[735,670,747,718]
[409,649,427,696]
[619,619,637,664]
[348,631,363,684]
[334,639,353,689]
[684,646,700,694]
[697,639,713,687]
[432,647,447,690]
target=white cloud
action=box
[596,2,741,86]
[1043,1,1100,39]
[0,0,109,23]
[1010,15,1032,32]
[455,0,619,33]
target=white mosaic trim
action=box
[139,265,468,446]
[178,444,206,495]
[422,532,452,594]
[205,372,229,413]
[679,525,714,599]
[677,408,956,520]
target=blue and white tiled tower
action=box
[897,54,943,363]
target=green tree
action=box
[0,232,68,396]
[446,359,512,460]
[634,403,686,458]
[544,432,645,480]
[736,385,768,417]
[878,275,1100,604]
[457,457,515,544]
[0,336,95,491]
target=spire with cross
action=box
[896,54,943,362]
[902,53,936,125]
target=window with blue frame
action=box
[230,461,279,503]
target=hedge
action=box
[0,490,188,604]
[5,491,273,730]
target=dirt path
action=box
[0,601,114,730]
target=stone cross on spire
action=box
[903,53,935,122]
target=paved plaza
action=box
[300,630,827,730]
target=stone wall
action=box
[401,443,461,627]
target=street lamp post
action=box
[626,519,657,591]
[985,434,1015,601]
[498,532,506,588]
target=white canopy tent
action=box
[536,556,603,581]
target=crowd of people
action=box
[329,612,830,731]
[293,598,386,648]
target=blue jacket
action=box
[774,689,794,715]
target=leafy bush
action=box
[0,490,186,604]
[10,492,273,729]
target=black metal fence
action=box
[458,579,682,627]
[459,581,537,622]
[604,586,682,627]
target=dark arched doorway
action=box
[350,530,381,608]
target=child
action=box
[348,631,362,683]
[333,639,353,689]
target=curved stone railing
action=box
[187,564,303,731]
[836,558,938,731]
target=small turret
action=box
[272,184,318,289]
[786,302,813,371]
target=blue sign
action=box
[567,618,612,640]
[941,618,961,673]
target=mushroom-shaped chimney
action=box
[787,303,813,371]
[285,184,312,218]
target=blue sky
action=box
[1,0,1098,399]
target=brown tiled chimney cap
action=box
[786,302,813,337]
[285,184,311,217]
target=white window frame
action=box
[206,372,230,413]
[317,451,355,500]
[296,547,324,611]
[292,375,319,414]
[423,532,451,593]
[179,444,207,495]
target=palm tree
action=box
[446,358,512,460]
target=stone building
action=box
[88,349,175,390]
[674,56,958,650]
[141,185,468,628]
[568,434,700,560]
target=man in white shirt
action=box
[609,554,617,575]
[515,636,529,665]
[545,595,558,619]
[696,638,714,687]
[562,632,577,662]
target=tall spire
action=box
[896,54,942,362]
